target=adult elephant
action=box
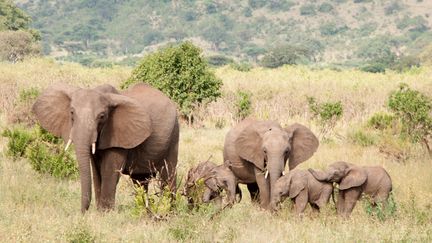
[223,119,318,209]
[32,83,179,213]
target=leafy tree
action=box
[0,30,41,62]
[388,83,432,155]
[0,0,31,31]
[300,4,316,16]
[122,42,222,122]
[318,3,334,13]
[260,44,313,68]
[320,22,348,36]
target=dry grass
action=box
[1,59,432,242]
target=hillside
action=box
[16,0,432,66]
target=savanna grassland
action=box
[1,58,432,242]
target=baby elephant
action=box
[270,169,333,215]
[308,161,392,217]
[183,161,241,207]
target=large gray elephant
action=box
[32,83,179,212]
[223,118,319,209]
[308,161,393,217]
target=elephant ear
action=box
[285,123,319,170]
[98,93,152,149]
[235,124,265,171]
[339,167,367,190]
[289,173,306,198]
[32,84,78,141]
[93,84,119,94]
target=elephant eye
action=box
[98,112,105,120]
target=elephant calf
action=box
[183,161,241,207]
[270,169,333,215]
[309,161,392,217]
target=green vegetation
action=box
[122,42,222,122]
[2,126,78,179]
[15,0,432,68]
[388,83,432,154]
[0,1,41,62]
[307,96,343,139]
[235,90,252,121]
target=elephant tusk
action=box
[282,171,285,176]
[265,169,269,179]
[92,143,96,154]
[64,139,72,151]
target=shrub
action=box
[367,112,395,130]
[235,90,252,121]
[65,225,96,243]
[348,129,376,147]
[0,30,41,62]
[122,42,222,123]
[8,87,40,126]
[384,2,402,15]
[229,62,252,72]
[391,55,421,72]
[319,22,348,36]
[387,83,432,154]
[2,126,78,179]
[300,4,316,16]
[207,55,234,67]
[360,62,386,73]
[318,3,334,13]
[363,193,397,221]
[1,127,34,159]
[307,96,343,139]
[260,44,312,68]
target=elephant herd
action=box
[32,83,392,217]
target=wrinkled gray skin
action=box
[270,169,333,215]
[204,162,242,207]
[183,161,241,207]
[223,118,319,209]
[309,161,392,217]
[33,83,179,213]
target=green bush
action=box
[307,96,343,139]
[367,112,395,130]
[207,55,234,67]
[229,62,252,72]
[65,225,96,243]
[360,62,386,73]
[2,126,78,179]
[260,44,313,68]
[318,3,334,13]
[348,129,376,147]
[122,42,222,122]
[1,127,34,159]
[388,83,432,148]
[391,55,421,72]
[319,22,348,36]
[300,4,316,16]
[235,90,252,121]
[363,193,397,221]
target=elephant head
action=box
[32,83,152,212]
[308,161,367,190]
[235,121,318,205]
[270,170,306,211]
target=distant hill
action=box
[16,0,432,66]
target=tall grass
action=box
[0,59,431,242]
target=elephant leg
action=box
[310,203,320,213]
[161,138,179,192]
[336,190,345,215]
[91,158,102,209]
[235,185,242,203]
[254,167,270,209]
[99,148,127,210]
[247,182,260,203]
[341,188,362,217]
[294,190,308,216]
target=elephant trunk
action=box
[308,168,330,182]
[268,156,285,209]
[73,123,98,213]
[75,144,92,213]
